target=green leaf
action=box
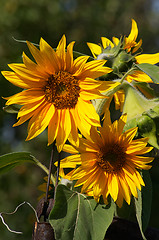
[0,152,55,184]
[49,184,115,240]
[135,63,159,83]
[0,152,36,174]
[134,171,152,240]
[115,199,136,223]
[132,81,155,98]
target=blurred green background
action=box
[0,0,159,239]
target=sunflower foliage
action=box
[1,19,159,240]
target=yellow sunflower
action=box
[2,35,118,152]
[59,112,153,207]
[87,19,159,111]
[87,19,142,58]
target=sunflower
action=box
[2,35,118,152]
[87,19,159,111]
[87,19,142,59]
[59,112,153,207]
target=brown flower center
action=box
[97,142,126,174]
[44,71,80,109]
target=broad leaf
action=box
[134,171,152,240]
[0,152,36,174]
[132,81,155,98]
[49,184,115,240]
[0,152,55,184]
[135,63,159,83]
[115,199,136,223]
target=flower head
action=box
[59,112,153,207]
[87,19,142,58]
[2,35,117,152]
[87,19,159,111]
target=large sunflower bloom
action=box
[2,35,117,152]
[59,112,153,207]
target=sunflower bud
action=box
[137,114,155,134]
[112,51,135,73]
[97,43,120,69]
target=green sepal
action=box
[100,38,122,60]
[3,104,21,114]
[135,63,159,83]
[49,184,115,240]
[112,50,135,73]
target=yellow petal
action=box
[73,56,90,76]
[127,71,153,83]
[39,38,60,73]
[26,41,47,73]
[87,42,102,58]
[125,174,138,198]
[80,89,106,100]
[118,175,131,205]
[127,144,153,155]
[112,37,120,46]
[8,63,47,79]
[127,19,138,43]
[76,98,100,126]
[48,110,60,145]
[5,89,44,106]
[79,77,103,90]
[1,71,44,89]
[123,165,142,190]
[96,81,120,93]
[68,109,79,147]
[17,98,45,118]
[62,144,79,154]
[136,53,159,64]
[122,127,138,143]
[76,138,99,152]
[108,174,119,202]
[26,103,55,140]
[56,35,66,70]
[66,41,75,71]
[112,113,127,137]
[80,60,112,79]
[101,37,114,49]
[58,154,81,168]
[13,110,35,127]
[132,39,142,53]
[22,52,46,75]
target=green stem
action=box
[120,65,135,84]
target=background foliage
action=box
[0,0,159,238]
